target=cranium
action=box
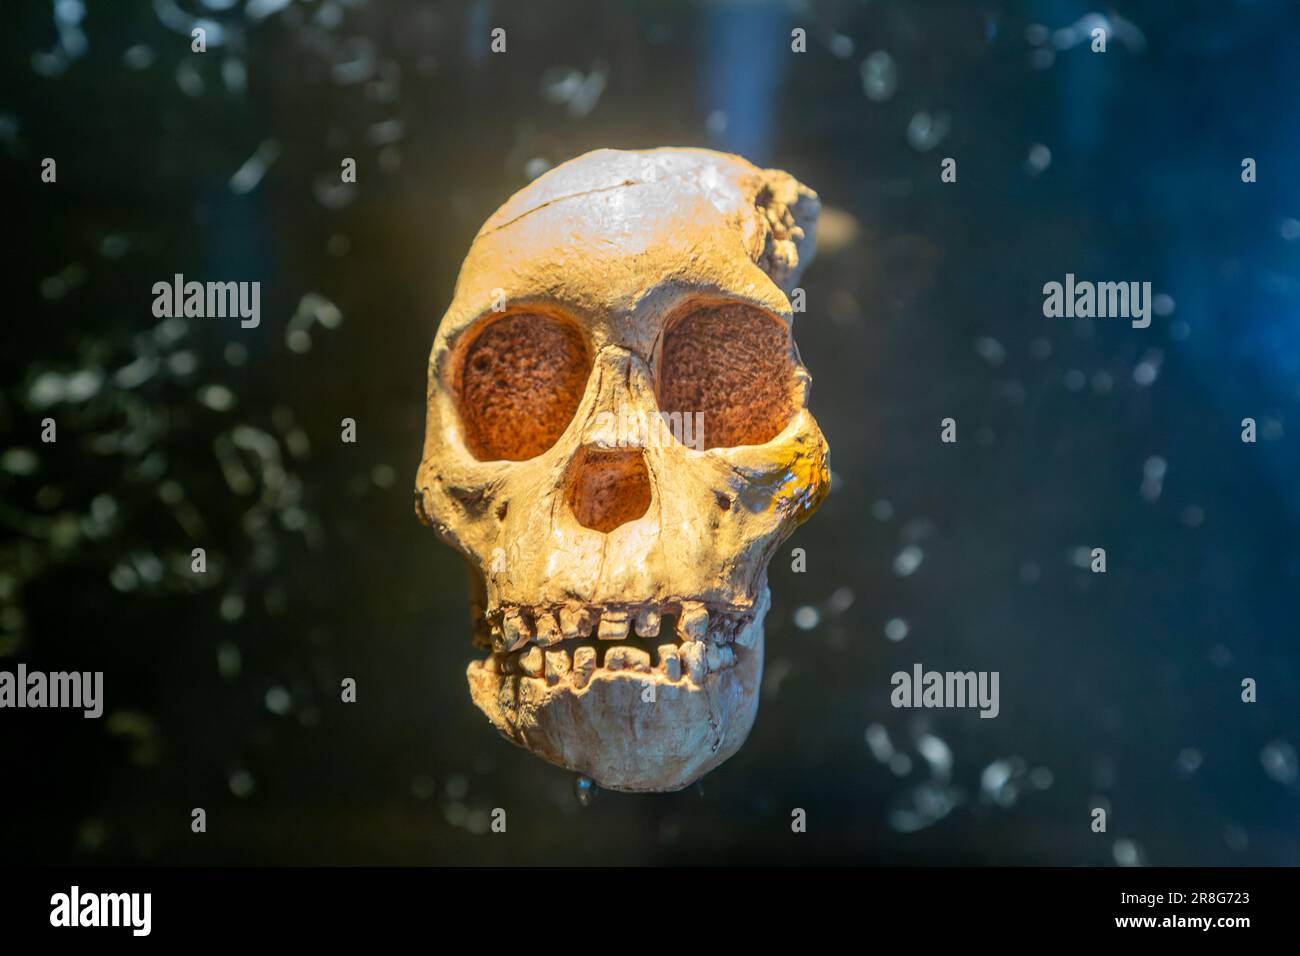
[415,147,829,792]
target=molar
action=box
[535,611,563,647]
[677,602,709,642]
[658,644,681,681]
[572,646,596,689]
[680,641,706,683]
[502,608,531,652]
[624,647,652,672]
[544,648,571,685]
[520,645,544,677]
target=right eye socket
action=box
[657,303,798,449]
[454,312,591,462]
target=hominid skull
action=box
[416,147,829,792]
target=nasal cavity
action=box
[566,448,652,533]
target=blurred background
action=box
[2,0,1299,865]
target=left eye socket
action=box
[454,311,592,461]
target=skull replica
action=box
[416,147,829,792]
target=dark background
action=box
[2,0,1297,865]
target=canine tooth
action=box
[624,647,652,672]
[572,646,596,688]
[502,609,530,651]
[680,641,706,683]
[677,602,708,642]
[598,610,630,640]
[606,646,627,670]
[705,642,724,671]
[535,611,562,647]
[520,646,543,677]
[560,605,592,638]
[635,608,661,637]
[558,606,580,638]
[544,648,570,685]
[658,644,681,681]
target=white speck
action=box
[229,139,280,195]
[974,335,1005,366]
[864,723,894,762]
[1177,747,1202,774]
[884,617,909,642]
[229,769,255,798]
[916,734,953,782]
[906,111,950,152]
[445,774,469,799]
[123,45,154,70]
[246,0,293,22]
[893,545,923,577]
[860,51,897,102]
[216,642,241,678]
[1,448,38,476]
[219,593,245,622]
[793,606,820,630]
[1026,143,1051,175]
[265,686,292,715]
[829,34,854,58]
[198,384,235,411]
[1261,741,1297,784]
[1113,838,1142,867]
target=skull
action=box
[416,147,829,792]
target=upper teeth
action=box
[597,611,630,640]
[677,602,709,641]
[635,608,661,637]
[489,601,751,651]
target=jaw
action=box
[466,599,767,792]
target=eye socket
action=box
[455,311,591,461]
[657,303,798,449]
